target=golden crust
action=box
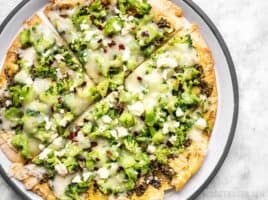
[0,132,25,163]
[168,25,217,191]
[148,0,191,31]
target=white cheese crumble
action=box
[122,47,130,61]
[176,107,184,117]
[39,148,51,160]
[83,172,93,181]
[168,135,177,144]
[116,127,129,137]
[147,145,156,154]
[97,167,110,179]
[55,54,64,62]
[110,129,118,138]
[72,174,82,183]
[80,23,90,30]
[55,163,68,176]
[102,115,112,124]
[127,101,144,116]
[53,137,64,148]
[195,118,207,130]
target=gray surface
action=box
[0,0,265,199]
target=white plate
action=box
[0,0,239,199]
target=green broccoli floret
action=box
[118,0,151,16]
[123,136,139,153]
[19,29,32,48]
[119,111,135,128]
[104,16,123,36]
[97,79,110,97]
[11,134,31,159]
[9,84,32,106]
[32,65,57,80]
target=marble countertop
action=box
[0,0,267,199]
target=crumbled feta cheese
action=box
[112,23,121,31]
[80,23,90,30]
[156,54,177,68]
[55,163,68,176]
[173,121,180,128]
[147,145,156,154]
[83,172,93,181]
[163,121,180,134]
[102,115,112,124]
[149,155,156,160]
[5,100,11,106]
[53,137,64,148]
[55,149,65,157]
[122,47,130,61]
[195,118,207,130]
[72,174,82,183]
[55,54,64,61]
[110,163,119,173]
[116,127,128,137]
[168,135,177,144]
[74,131,91,148]
[39,148,51,160]
[97,167,110,179]
[45,118,52,130]
[176,107,184,117]
[110,129,118,138]
[162,123,170,134]
[127,101,144,116]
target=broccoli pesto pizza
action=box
[0,0,217,199]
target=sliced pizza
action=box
[44,0,184,92]
[0,15,95,162]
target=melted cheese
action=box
[19,47,35,67]
[52,174,75,199]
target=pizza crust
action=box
[168,24,217,191]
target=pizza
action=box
[0,0,217,199]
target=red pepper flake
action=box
[118,44,125,50]
[68,130,79,140]
[91,141,98,147]
[137,76,143,81]
[108,40,116,47]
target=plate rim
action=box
[0,0,239,199]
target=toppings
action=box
[104,16,123,36]
[19,29,32,48]
[127,101,144,116]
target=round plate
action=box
[0,0,239,199]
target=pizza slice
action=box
[44,0,183,92]
[0,15,96,162]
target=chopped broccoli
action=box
[104,16,123,36]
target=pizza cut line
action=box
[0,0,217,200]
